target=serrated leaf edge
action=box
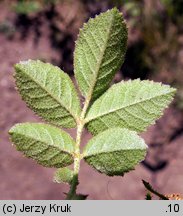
[14,60,81,126]
[83,127,148,157]
[86,79,176,122]
[9,122,75,156]
[74,8,127,100]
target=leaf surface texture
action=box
[83,128,147,176]
[54,168,74,184]
[15,60,81,128]
[86,79,176,135]
[74,8,127,100]
[9,123,75,168]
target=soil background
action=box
[1,1,183,200]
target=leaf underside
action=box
[9,123,75,168]
[86,79,176,135]
[14,60,81,128]
[9,7,177,191]
[74,8,127,101]
[83,128,147,176]
[54,168,74,184]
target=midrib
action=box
[16,132,73,154]
[86,92,173,122]
[86,13,115,103]
[22,71,76,121]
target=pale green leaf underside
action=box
[54,167,74,185]
[86,79,176,135]
[74,8,127,100]
[15,60,81,128]
[9,123,75,168]
[83,128,147,176]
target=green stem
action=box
[66,98,90,199]
[66,174,78,200]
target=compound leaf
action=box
[14,60,81,128]
[83,128,147,176]
[86,79,176,135]
[9,123,75,168]
[74,8,127,101]
[54,168,74,185]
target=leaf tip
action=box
[8,124,17,135]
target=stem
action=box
[66,98,90,199]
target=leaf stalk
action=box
[66,96,90,199]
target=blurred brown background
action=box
[0,0,183,200]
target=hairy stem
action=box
[66,98,90,199]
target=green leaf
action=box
[83,128,147,176]
[54,168,74,185]
[86,79,176,135]
[74,8,127,101]
[9,123,75,168]
[14,60,81,128]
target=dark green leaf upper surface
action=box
[15,60,81,128]
[9,123,75,168]
[86,79,176,135]
[74,8,127,101]
[83,128,147,176]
